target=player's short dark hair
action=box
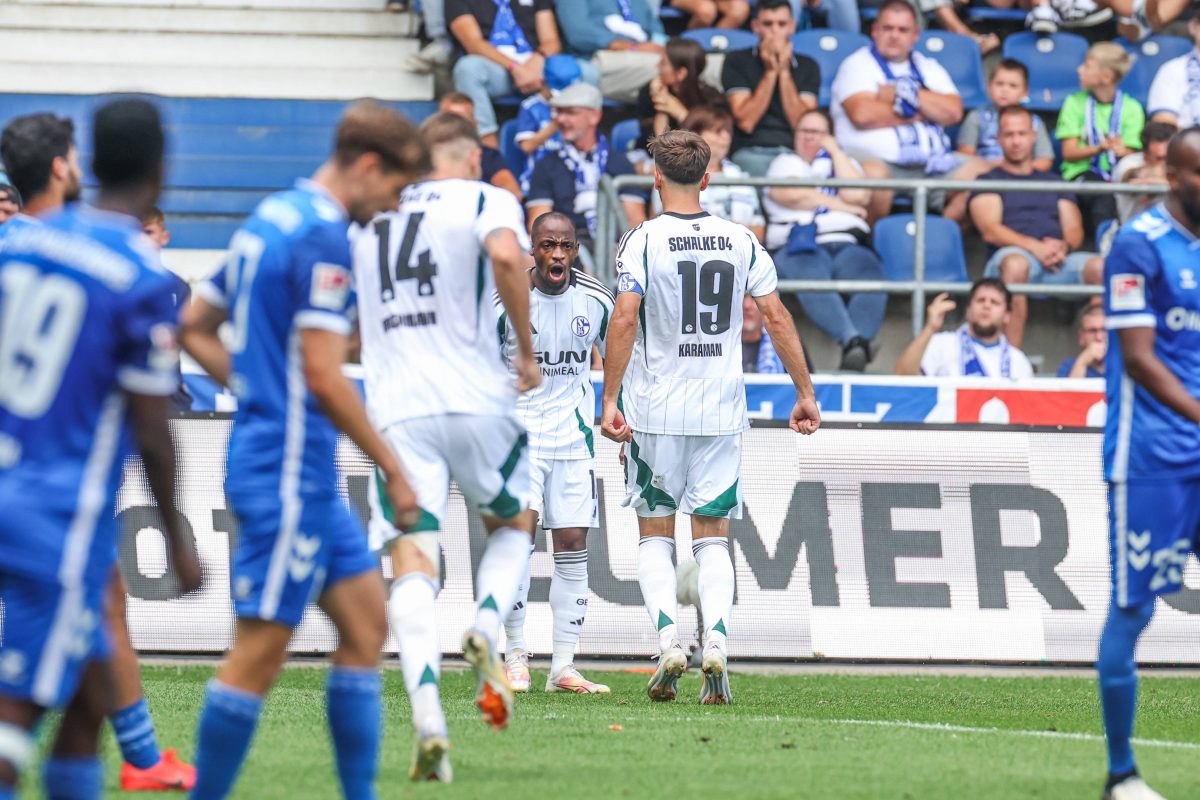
[649,130,710,187]
[876,0,920,25]
[531,211,576,239]
[1,113,75,202]
[140,206,165,226]
[754,0,792,17]
[1142,120,1178,148]
[334,100,428,177]
[996,104,1033,127]
[992,58,1029,86]
[970,277,1012,310]
[92,99,164,191]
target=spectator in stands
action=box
[1113,120,1174,223]
[803,0,862,34]
[831,0,973,222]
[141,205,171,249]
[722,0,820,177]
[0,182,19,223]
[636,39,722,151]
[957,60,1055,172]
[526,82,647,260]
[1058,304,1106,378]
[554,0,665,104]
[1056,42,1144,235]
[405,0,453,73]
[514,56,584,193]
[741,294,785,373]
[448,0,580,148]
[911,0,1000,55]
[1146,16,1200,128]
[439,92,524,200]
[969,106,1102,348]
[140,207,192,410]
[763,108,884,372]
[668,0,750,31]
[679,106,765,242]
[1024,0,1116,38]
[896,280,1035,378]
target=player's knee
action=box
[551,528,588,553]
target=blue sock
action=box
[189,679,264,800]
[326,667,381,800]
[1097,599,1155,777]
[43,755,103,800]
[110,697,161,769]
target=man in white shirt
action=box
[831,0,976,220]
[895,279,1035,379]
[1146,16,1200,128]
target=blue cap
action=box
[544,55,582,92]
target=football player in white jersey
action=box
[497,212,613,696]
[351,112,541,782]
[601,131,821,704]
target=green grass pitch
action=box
[19,665,1200,799]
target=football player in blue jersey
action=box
[0,111,199,793]
[178,101,427,800]
[0,98,203,800]
[1098,126,1200,800]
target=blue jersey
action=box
[196,179,354,502]
[0,204,179,588]
[1103,203,1200,482]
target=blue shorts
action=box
[0,574,110,709]
[229,493,378,627]
[1109,479,1200,608]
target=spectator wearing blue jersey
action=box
[514,55,582,193]
[1096,127,1200,800]
[555,0,666,104]
[1057,304,1107,378]
[180,102,427,800]
[0,98,202,800]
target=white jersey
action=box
[615,211,778,436]
[353,178,531,430]
[497,271,613,461]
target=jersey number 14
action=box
[375,213,438,301]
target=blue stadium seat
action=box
[612,118,641,154]
[873,214,969,282]
[792,30,871,108]
[499,118,526,177]
[682,28,758,52]
[1001,31,1089,112]
[917,31,988,110]
[1117,35,1192,109]
[964,5,1027,23]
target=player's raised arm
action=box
[488,226,540,393]
[753,290,820,435]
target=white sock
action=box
[637,536,678,653]
[388,573,445,735]
[550,549,588,675]
[473,527,532,646]
[692,538,733,657]
[504,544,535,655]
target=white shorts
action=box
[623,431,743,519]
[529,455,598,530]
[367,413,532,552]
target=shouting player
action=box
[601,130,820,704]
[499,211,613,695]
[0,111,197,792]
[179,102,426,800]
[352,112,539,782]
[0,99,202,799]
[1097,127,1200,800]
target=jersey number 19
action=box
[677,260,734,335]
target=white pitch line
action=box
[825,718,1200,751]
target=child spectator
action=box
[514,55,584,193]
[957,60,1054,171]
[1055,42,1144,234]
[635,38,722,151]
[678,105,765,242]
[1113,119,1175,224]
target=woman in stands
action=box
[635,38,723,151]
[677,104,765,243]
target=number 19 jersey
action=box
[353,179,532,430]
[615,211,778,436]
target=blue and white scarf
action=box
[1084,90,1124,180]
[558,135,610,238]
[488,0,533,56]
[869,47,954,171]
[959,324,1012,379]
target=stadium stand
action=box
[791,29,871,108]
[1001,31,1091,111]
[681,27,759,52]
[916,30,989,110]
[874,214,971,283]
[1117,34,1193,107]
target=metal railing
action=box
[596,174,1168,336]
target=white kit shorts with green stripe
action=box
[622,431,743,520]
[529,455,598,530]
[367,413,532,553]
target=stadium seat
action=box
[1001,31,1089,112]
[682,28,758,52]
[612,118,641,154]
[791,30,871,108]
[499,118,525,177]
[873,214,969,282]
[964,3,1027,23]
[1117,35,1192,108]
[917,31,988,110]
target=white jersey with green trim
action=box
[614,211,778,436]
[497,271,614,461]
[353,178,530,430]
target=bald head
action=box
[1167,127,1200,169]
[1167,127,1200,229]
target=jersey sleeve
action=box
[745,233,778,297]
[832,50,878,106]
[614,223,648,296]
[515,102,542,140]
[1104,226,1160,330]
[291,223,355,335]
[475,186,533,250]
[590,291,614,357]
[115,272,182,397]
[1033,117,1055,161]
[917,55,958,96]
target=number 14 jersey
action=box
[353,179,532,431]
[615,211,778,436]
